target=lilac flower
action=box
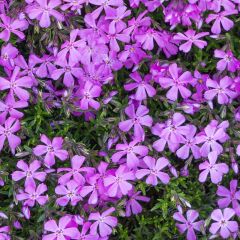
[124,71,156,100]
[173,30,209,53]
[0,226,10,240]
[0,43,18,70]
[136,156,170,185]
[35,55,56,78]
[152,112,190,153]
[125,190,150,216]
[75,81,101,111]
[204,77,237,104]
[0,14,28,41]
[33,134,68,167]
[89,207,118,237]
[61,0,84,13]
[55,180,82,206]
[176,125,200,160]
[0,66,33,101]
[209,208,238,239]
[206,10,237,34]
[78,222,98,240]
[12,160,46,186]
[214,49,239,72]
[173,210,204,240]
[217,180,240,216]
[104,165,135,197]
[119,104,153,141]
[0,116,21,154]
[111,140,148,169]
[16,183,48,207]
[43,216,80,240]
[158,63,193,101]
[26,0,64,28]
[198,151,229,184]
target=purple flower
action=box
[124,71,156,100]
[0,14,28,41]
[43,216,80,240]
[209,208,238,239]
[26,0,64,28]
[0,66,33,101]
[0,116,21,154]
[119,104,153,141]
[173,210,204,240]
[111,140,148,169]
[125,190,150,217]
[104,165,135,197]
[136,156,170,185]
[78,222,98,240]
[158,63,193,101]
[55,180,82,206]
[0,43,18,70]
[0,226,10,240]
[204,77,237,104]
[12,160,46,187]
[33,134,68,167]
[206,10,237,34]
[198,151,229,184]
[173,30,209,53]
[89,207,118,237]
[217,180,240,216]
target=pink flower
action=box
[26,0,64,28]
[111,140,148,169]
[0,14,28,41]
[78,222,98,240]
[0,226,10,240]
[16,183,48,207]
[125,190,150,216]
[33,134,68,167]
[158,63,193,101]
[55,180,82,206]
[119,104,153,141]
[89,207,118,237]
[173,30,209,53]
[104,165,135,197]
[206,10,237,34]
[124,71,156,100]
[43,216,80,240]
[209,208,238,239]
[198,151,229,184]
[136,156,170,185]
[217,180,240,216]
[173,210,204,240]
[204,77,237,104]
[12,160,46,186]
[0,66,33,101]
[0,116,21,154]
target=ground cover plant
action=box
[0,0,239,239]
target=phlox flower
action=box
[198,151,229,184]
[158,63,193,101]
[209,208,238,239]
[0,14,28,42]
[237,145,240,156]
[16,183,48,207]
[0,116,21,154]
[0,66,33,101]
[61,0,85,13]
[104,165,135,197]
[124,71,156,100]
[217,180,240,216]
[12,160,46,187]
[173,30,209,53]
[0,226,10,240]
[89,207,118,238]
[33,134,68,167]
[78,222,98,240]
[204,77,237,104]
[55,180,82,206]
[206,10,237,34]
[125,190,150,217]
[111,140,148,169]
[26,0,64,28]
[35,55,57,78]
[0,43,18,70]
[173,210,204,240]
[136,156,170,185]
[210,0,235,12]
[118,104,153,141]
[43,215,80,240]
